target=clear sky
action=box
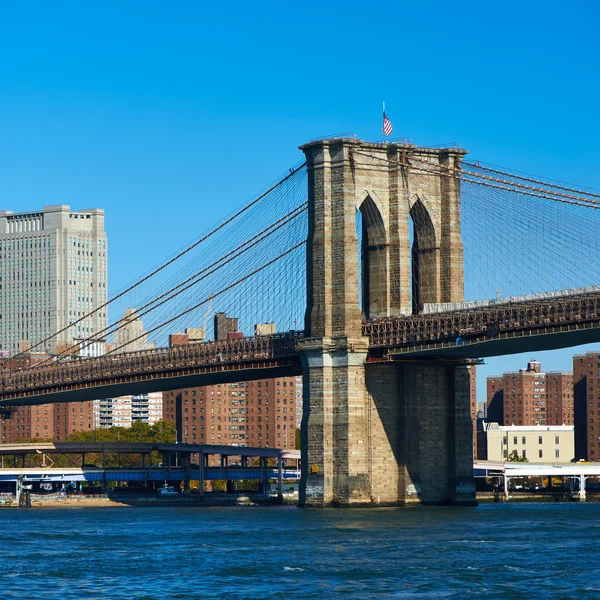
[1,1,599,401]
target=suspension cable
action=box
[25,204,309,370]
[103,241,307,357]
[9,162,307,363]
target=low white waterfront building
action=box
[482,422,574,463]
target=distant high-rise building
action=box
[94,392,163,429]
[255,323,276,336]
[0,204,107,440]
[486,359,573,427]
[163,318,301,453]
[573,352,600,460]
[0,205,107,356]
[114,308,154,353]
[213,313,238,341]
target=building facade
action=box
[546,372,574,425]
[0,205,108,356]
[482,423,574,463]
[0,205,107,441]
[1,400,95,442]
[113,308,155,353]
[486,376,504,423]
[93,392,163,429]
[163,377,301,450]
[486,360,573,427]
[573,352,600,460]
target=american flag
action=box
[382,112,393,136]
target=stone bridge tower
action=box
[298,138,476,507]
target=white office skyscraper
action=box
[0,205,108,356]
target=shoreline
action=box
[0,493,298,508]
[1,493,598,508]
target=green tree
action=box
[64,420,176,444]
[507,450,529,463]
[124,421,150,442]
[62,420,177,467]
[149,420,176,443]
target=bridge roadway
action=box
[2,291,600,406]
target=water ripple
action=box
[0,504,599,598]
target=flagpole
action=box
[382,101,385,143]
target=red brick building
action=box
[486,359,574,428]
[1,401,95,442]
[573,352,600,460]
[546,372,574,426]
[162,376,301,451]
[0,352,96,442]
[163,317,301,453]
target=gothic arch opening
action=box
[409,199,438,313]
[357,195,388,319]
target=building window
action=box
[513,436,517,445]
[522,436,526,445]
[538,436,543,445]
[555,436,559,445]
[539,449,543,458]
[555,449,560,459]
[522,450,526,459]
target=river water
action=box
[0,503,599,599]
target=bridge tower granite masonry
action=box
[298,138,476,506]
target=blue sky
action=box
[1,1,599,401]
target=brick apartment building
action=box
[486,359,573,427]
[573,352,600,460]
[0,350,162,442]
[162,376,301,450]
[1,400,95,442]
[163,315,301,455]
[0,352,96,442]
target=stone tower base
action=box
[300,355,476,507]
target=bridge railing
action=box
[3,292,600,397]
[0,332,304,395]
[363,293,600,349]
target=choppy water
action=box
[1,503,599,599]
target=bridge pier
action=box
[396,362,475,505]
[300,356,476,507]
[299,337,371,506]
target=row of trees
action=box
[64,420,176,444]
[13,420,177,446]
[6,421,176,469]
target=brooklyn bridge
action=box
[2,137,600,507]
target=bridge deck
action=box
[2,292,600,405]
